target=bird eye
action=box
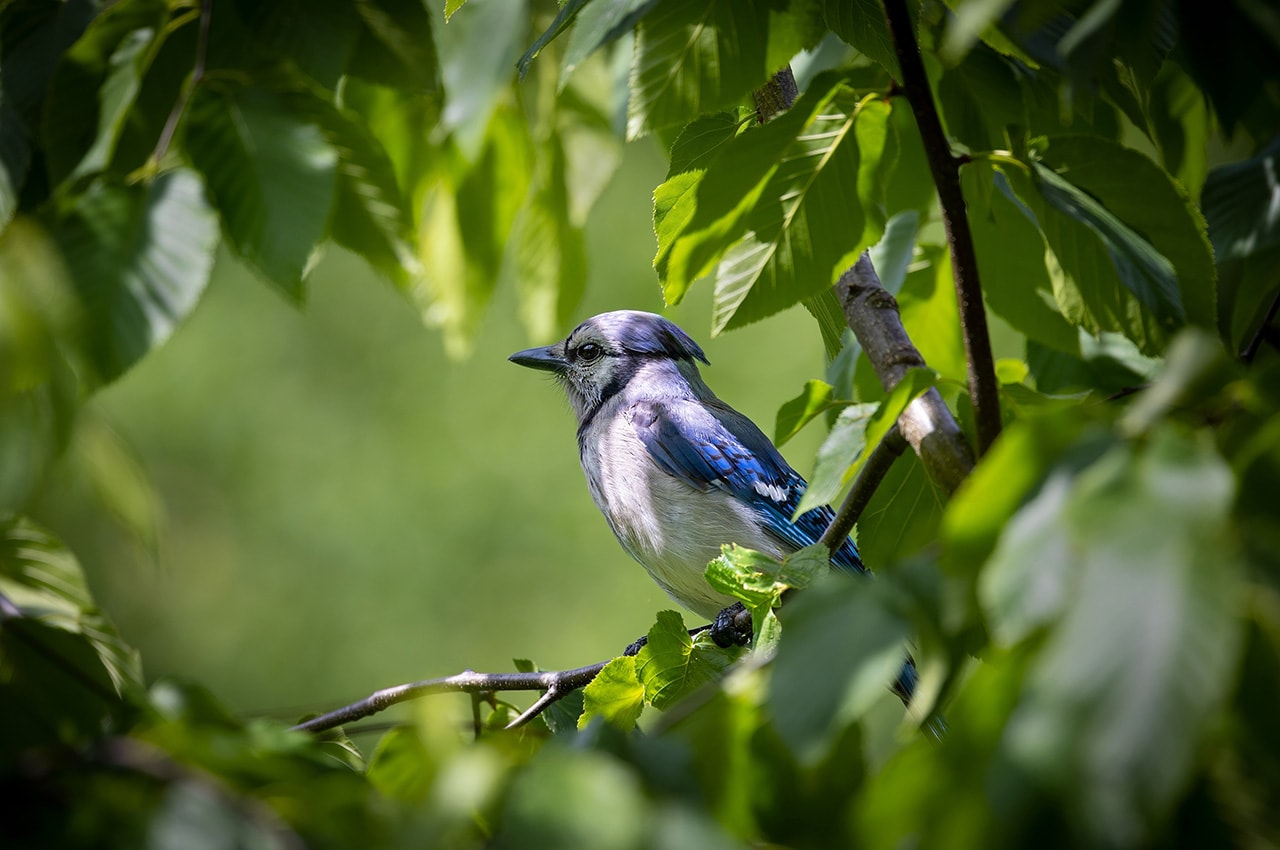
[576,342,603,362]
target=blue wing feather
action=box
[631,399,864,574]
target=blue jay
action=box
[510,310,919,702]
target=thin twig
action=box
[836,253,975,493]
[820,424,908,553]
[881,0,1001,456]
[151,0,213,165]
[292,663,607,735]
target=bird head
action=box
[509,310,709,422]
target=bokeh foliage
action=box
[2,0,1280,847]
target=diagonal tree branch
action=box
[836,253,975,494]
[292,662,606,735]
[881,0,1001,456]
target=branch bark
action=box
[881,0,1001,456]
[292,662,606,735]
[836,254,975,494]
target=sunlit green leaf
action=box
[518,0,590,79]
[580,656,645,730]
[635,610,739,709]
[798,368,937,514]
[775,379,837,445]
[0,514,144,701]
[367,726,434,802]
[627,0,824,140]
[184,86,336,300]
[49,168,218,382]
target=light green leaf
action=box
[580,656,645,729]
[635,610,739,709]
[1004,429,1242,845]
[184,86,337,300]
[70,25,155,180]
[49,168,218,382]
[0,516,143,697]
[1147,61,1210,198]
[444,0,469,22]
[514,132,587,342]
[867,210,918,296]
[769,572,911,762]
[940,0,1018,62]
[627,0,824,140]
[774,379,837,445]
[801,402,878,514]
[711,96,892,333]
[798,367,937,514]
[436,0,526,157]
[518,0,591,78]
[366,726,433,801]
[824,0,899,77]
[562,0,658,82]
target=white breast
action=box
[579,400,785,620]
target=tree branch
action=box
[881,0,1001,456]
[819,423,908,553]
[292,662,606,735]
[835,253,975,494]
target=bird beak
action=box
[508,345,566,373]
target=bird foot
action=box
[710,603,753,648]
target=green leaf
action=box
[1035,136,1216,333]
[68,24,155,180]
[1147,61,1210,198]
[416,105,532,356]
[514,128,587,342]
[962,163,1079,355]
[656,74,892,329]
[801,402,877,514]
[774,379,837,445]
[711,96,892,333]
[769,572,911,762]
[798,367,937,514]
[49,168,219,382]
[0,98,30,228]
[366,726,434,802]
[580,656,646,730]
[942,410,1089,576]
[561,0,660,82]
[0,517,141,765]
[824,0,899,77]
[1201,135,1280,265]
[705,544,825,641]
[866,210,918,296]
[444,0,469,22]
[518,0,590,79]
[184,85,337,300]
[635,610,739,709]
[626,0,825,140]
[1003,429,1243,845]
[855,449,945,567]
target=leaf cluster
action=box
[3,0,1280,847]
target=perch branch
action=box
[836,253,975,494]
[292,662,606,735]
[820,423,908,553]
[881,0,1001,456]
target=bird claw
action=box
[710,603,753,648]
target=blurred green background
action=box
[31,139,830,720]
